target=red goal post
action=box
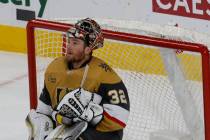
[26,19,210,140]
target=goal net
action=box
[26,19,210,140]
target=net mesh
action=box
[33,21,204,140]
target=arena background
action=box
[0,0,210,53]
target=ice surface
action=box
[0,51,29,139]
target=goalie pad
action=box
[45,121,88,140]
[25,109,54,140]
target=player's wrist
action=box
[52,110,73,125]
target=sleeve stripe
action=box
[103,104,129,125]
[103,111,126,127]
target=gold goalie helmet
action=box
[67,18,104,50]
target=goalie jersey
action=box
[40,56,130,132]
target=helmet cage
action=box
[66,18,104,50]
[67,27,88,42]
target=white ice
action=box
[0,51,29,139]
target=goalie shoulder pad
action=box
[25,109,55,140]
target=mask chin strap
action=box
[80,64,89,88]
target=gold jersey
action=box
[40,56,130,132]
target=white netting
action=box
[32,19,206,140]
[51,17,210,49]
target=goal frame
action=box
[26,19,210,140]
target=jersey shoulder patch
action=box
[98,62,112,72]
[90,57,121,84]
[91,57,112,72]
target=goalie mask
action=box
[67,18,104,50]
